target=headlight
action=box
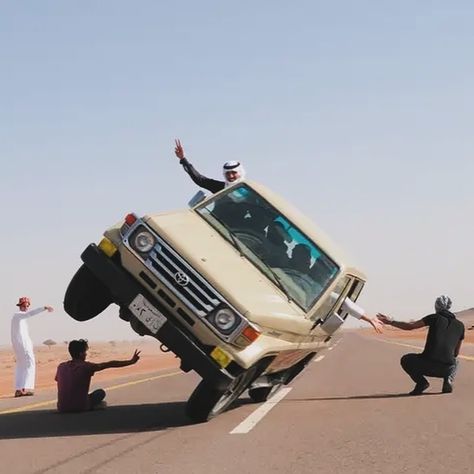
[215,308,237,330]
[206,307,241,335]
[133,230,155,253]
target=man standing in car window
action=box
[173,139,246,193]
[377,295,464,395]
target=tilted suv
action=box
[64,181,366,422]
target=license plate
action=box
[129,294,167,334]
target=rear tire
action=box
[248,353,316,403]
[285,353,315,383]
[64,264,113,321]
[186,367,257,423]
[248,383,283,403]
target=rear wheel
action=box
[248,383,284,403]
[285,353,315,383]
[64,264,113,321]
[186,367,257,423]
[248,353,316,403]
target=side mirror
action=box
[320,312,345,335]
[188,190,209,208]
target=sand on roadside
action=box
[360,325,474,343]
[0,338,180,398]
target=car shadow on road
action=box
[0,401,193,440]
[292,392,443,401]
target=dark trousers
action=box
[88,389,106,409]
[401,353,458,385]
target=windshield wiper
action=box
[200,210,293,302]
[226,228,245,257]
[259,259,294,304]
[206,212,245,257]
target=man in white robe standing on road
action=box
[11,296,54,397]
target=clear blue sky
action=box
[1,1,473,344]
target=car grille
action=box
[142,235,222,317]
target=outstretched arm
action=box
[360,314,384,334]
[174,139,225,193]
[18,306,54,320]
[93,350,141,372]
[377,313,426,331]
[341,298,383,333]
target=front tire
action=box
[186,367,257,423]
[64,264,113,321]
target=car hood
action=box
[144,210,307,331]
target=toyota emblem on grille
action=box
[174,271,190,287]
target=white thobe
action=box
[330,292,366,319]
[341,297,365,320]
[11,307,46,390]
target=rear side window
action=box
[310,276,352,322]
[339,278,365,320]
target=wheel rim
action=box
[210,369,255,416]
[210,379,240,416]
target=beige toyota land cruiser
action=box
[64,181,366,422]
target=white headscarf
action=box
[435,295,452,313]
[223,161,246,186]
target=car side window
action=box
[337,278,364,320]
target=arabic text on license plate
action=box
[129,294,167,334]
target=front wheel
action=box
[186,367,257,423]
[64,264,113,321]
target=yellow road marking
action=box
[0,399,56,415]
[376,338,474,361]
[103,371,182,392]
[0,371,182,415]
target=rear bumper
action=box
[80,244,233,388]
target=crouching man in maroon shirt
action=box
[55,339,141,413]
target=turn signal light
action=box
[98,237,118,257]
[242,326,260,342]
[210,347,232,368]
[125,213,138,225]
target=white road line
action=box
[313,355,325,363]
[230,388,292,434]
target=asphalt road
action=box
[1,332,474,474]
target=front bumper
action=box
[81,244,234,388]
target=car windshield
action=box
[195,184,339,311]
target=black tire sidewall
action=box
[186,366,257,423]
[248,384,283,403]
[64,264,112,321]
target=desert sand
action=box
[370,325,474,341]
[0,338,180,398]
[361,322,474,344]
[371,307,474,342]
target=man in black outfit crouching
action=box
[377,295,464,395]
